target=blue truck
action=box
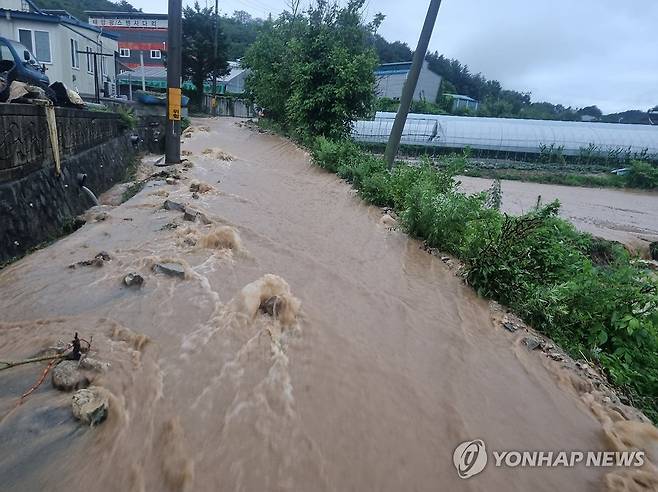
[0,35,51,101]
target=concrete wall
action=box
[0,103,135,263]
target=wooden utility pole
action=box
[384,0,443,169]
[165,0,182,164]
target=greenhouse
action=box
[352,112,658,160]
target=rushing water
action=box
[0,118,656,491]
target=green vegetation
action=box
[182,2,229,105]
[34,0,137,23]
[243,0,382,141]
[310,138,658,421]
[462,160,658,190]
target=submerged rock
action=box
[52,360,90,391]
[163,199,186,212]
[72,386,109,426]
[153,262,186,279]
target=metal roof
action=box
[352,112,658,157]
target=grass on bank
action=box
[309,136,658,422]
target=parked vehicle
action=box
[0,36,51,101]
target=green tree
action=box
[182,2,229,104]
[244,0,382,140]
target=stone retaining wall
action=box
[0,103,135,264]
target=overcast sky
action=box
[127,0,657,113]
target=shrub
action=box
[624,160,658,189]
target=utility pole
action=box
[212,0,219,108]
[165,0,182,164]
[384,0,443,169]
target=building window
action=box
[18,29,32,52]
[119,48,130,58]
[34,31,51,63]
[86,47,93,73]
[17,29,51,63]
[150,49,161,59]
[70,39,79,69]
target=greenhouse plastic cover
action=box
[351,112,658,157]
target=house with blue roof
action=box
[0,0,119,97]
[374,60,442,103]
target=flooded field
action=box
[0,118,656,491]
[459,176,658,254]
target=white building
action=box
[374,60,442,102]
[0,0,119,97]
[215,61,249,94]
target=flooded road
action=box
[459,176,658,254]
[0,118,656,491]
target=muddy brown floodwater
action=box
[1,118,657,492]
[459,176,658,254]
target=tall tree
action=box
[244,0,382,140]
[182,2,229,104]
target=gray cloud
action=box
[129,0,658,113]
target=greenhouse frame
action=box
[352,112,658,161]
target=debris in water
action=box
[123,272,144,288]
[503,321,519,333]
[72,386,109,426]
[160,222,179,231]
[153,262,186,279]
[181,150,192,156]
[94,211,109,222]
[192,192,199,200]
[52,360,91,391]
[166,177,176,185]
[189,180,213,193]
[69,251,111,268]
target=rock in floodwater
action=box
[163,199,186,212]
[522,337,541,351]
[123,272,144,287]
[153,262,186,279]
[192,192,199,200]
[650,242,658,261]
[52,360,90,391]
[260,296,282,317]
[72,387,109,426]
[165,177,176,185]
[183,208,198,222]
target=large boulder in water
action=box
[72,386,109,426]
[52,360,90,391]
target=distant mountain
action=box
[34,0,138,23]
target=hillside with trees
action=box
[34,0,138,21]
